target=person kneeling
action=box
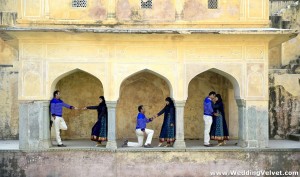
[122,105,154,148]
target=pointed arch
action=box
[49,68,104,96]
[187,68,241,99]
[118,69,173,98]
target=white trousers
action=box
[127,128,154,147]
[53,116,68,145]
[203,115,212,145]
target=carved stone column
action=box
[19,101,52,150]
[106,101,118,149]
[173,100,186,148]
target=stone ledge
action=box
[0,27,298,35]
[1,147,299,153]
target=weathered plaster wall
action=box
[182,0,240,21]
[0,0,17,11]
[116,0,175,22]
[0,150,299,177]
[280,2,300,66]
[49,0,107,21]
[53,71,104,139]
[0,38,19,140]
[13,0,269,27]
[269,1,300,139]
[0,66,19,139]
[184,71,238,139]
[0,39,16,65]
[269,71,300,139]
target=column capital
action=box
[106,101,118,108]
[236,99,246,107]
[174,100,186,107]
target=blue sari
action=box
[210,101,229,140]
[157,106,176,143]
[87,103,108,142]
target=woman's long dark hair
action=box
[215,94,223,103]
[165,97,175,108]
[99,96,106,106]
[99,96,107,114]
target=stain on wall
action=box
[182,0,240,21]
[184,71,238,139]
[54,71,104,139]
[49,0,107,21]
[269,85,299,139]
[116,0,175,22]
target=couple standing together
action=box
[203,91,229,147]
[50,90,108,147]
[50,90,175,148]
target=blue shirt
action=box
[203,97,214,116]
[136,112,152,131]
[50,98,73,117]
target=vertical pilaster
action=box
[44,0,50,19]
[19,101,51,150]
[107,0,117,23]
[175,0,184,21]
[106,101,118,149]
[236,99,247,148]
[173,100,186,148]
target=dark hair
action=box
[165,97,175,107]
[99,96,106,105]
[53,90,60,98]
[138,105,143,112]
[215,94,223,103]
[208,91,216,96]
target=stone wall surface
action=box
[269,1,300,139]
[0,66,18,140]
[269,71,300,139]
[0,150,299,177]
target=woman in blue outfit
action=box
[83,96,108,146]
[210,94,229,146]
[156,97,176,147]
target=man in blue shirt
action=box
[203,91,216,147]
[50,90,77,147]
[122,105,154,148]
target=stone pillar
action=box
[236,99,247,148]
[107,0,117,22]
[175,0,184,21]
[173,101,186,148]
[106,101,117,149]
[19,101,52,150]
[236,99,269,148]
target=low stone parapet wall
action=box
[1,149,299,177]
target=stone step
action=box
[288,134,300,141]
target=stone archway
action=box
[185,70,239,141]
[52,70,104,140]
[116,70,171,140]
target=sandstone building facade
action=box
[0,0,298,150]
